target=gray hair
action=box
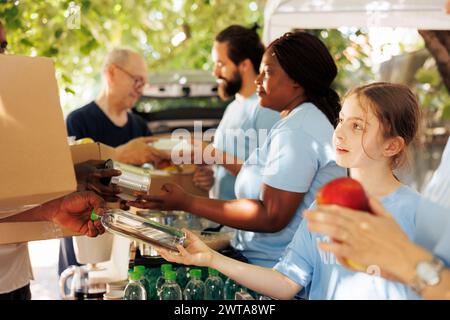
[102,48,137,71]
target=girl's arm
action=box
[158,229,302,300]
[209,250,302,300]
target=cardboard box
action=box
[0,142,118,245]
[0,54,76,216]
[70,142,116,164]
[149,165,208,197]
[0,54,78,244]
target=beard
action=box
[217,70,242,100]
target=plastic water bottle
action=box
[224,277,241,300]
[124,271,147,300]
[176,266,189,289]
[205,267,224,300]
[183,269,205,300]
[144,267,160,300]
[160,270,182,300]
[134,265,150,299]
[156,263,173,298]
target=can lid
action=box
[208,267,219,276]
[190,269,202,279]
[161,263,173,272]
[164,270,177,281]
[134,265,146,275]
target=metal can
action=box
[104,159,151,193]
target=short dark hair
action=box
[215,25,265,74]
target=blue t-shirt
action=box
[415,138,450,266]
[274,185,420,300]
[232,102,346,267]
[66,101,151,147]
[211,94,279,200]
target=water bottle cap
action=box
[190,269,202,279]
[164,270,177,281]
[90,209,100,221]
[129,271,140,281]
[161,264,173,272]
[134,265,146,275]
[208,267,219,276]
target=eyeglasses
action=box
[113,64,146,89]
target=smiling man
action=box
[207,25,280,201]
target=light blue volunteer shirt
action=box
[232,102,346,268]
[274,185,420,300]
[414,138,450,267]
[211,93,279,200]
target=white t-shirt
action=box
[0,243,33,294]
[0,210,34,294]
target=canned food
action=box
[104,159,151,193]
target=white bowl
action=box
[151,138,191,152]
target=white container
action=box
[73,232,114,264]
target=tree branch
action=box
[418,30,450,92]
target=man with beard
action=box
[207,25,280,202]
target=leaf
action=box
[20,38,34,47]
[80,38,98,55]
[62,74,73,84]
[65,87,76,94]
[54,28,63,39]
[42,46,59,57]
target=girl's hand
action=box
[127,183,192,211]
[157,229,215,267]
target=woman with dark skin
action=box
[130,32,345,267]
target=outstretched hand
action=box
[75,160,122,198]
[157,229,215,267]
[127,183,191,211]
[116,136,171,165]
[192,165,214,191]
[50,191,106,237]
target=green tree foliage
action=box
[14,0,441,120]
[1,0,265,109]
[1,0,447,122]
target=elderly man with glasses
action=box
[60,48,170,276]
[65,48,165,165]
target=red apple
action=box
[316,177,372,214]
[316,177,373,271]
